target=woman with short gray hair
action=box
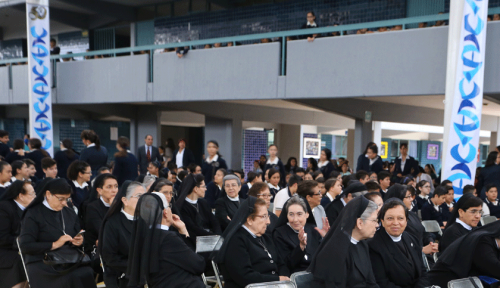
[215,174,242,232]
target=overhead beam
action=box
[56,0,137,22]
[11,4,89,29]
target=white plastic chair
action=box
[290,271,314,288]
[16,237,30,286]
[421,220,443,236]
[448,276,483,288]
[196,235,224,288]
[245,281,296,288]
[480,216,497,226]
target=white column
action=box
[372,121,382,152]
[130,23,136,56]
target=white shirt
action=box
[483,202,491,216]
[73,180,88,189]
[145,145,151,155]
[267,183,280,190]
[326,192,334,202]
[456,218,472,230]
[185,197,198,204]
[227,195,239,202]
[206,154,219,163]
[266,157,279,165]
[369,156,378,166]
[273,187,291,213]
[341,198,347,206]
[306,21,317,27]
[160,225,170,231]
[13,200,26,211]
[87,143,96,148]
[386,231,402,242]
[487,198,499,206]
[318,161,328,168]
[100,197,111,207]
[176,149,185,168]
[350,237,359,245]
[0,181,11,188]
[399,156,407,172]
[247,183,253,190]
[121,209,134,221]
[418,194,429,200]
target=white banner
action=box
[442,0,489,195]
[26,0,53,156]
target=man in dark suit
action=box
[0,130,10,158]
[393,143,419,180]
[137,135,162,175]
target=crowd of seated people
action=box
[0,127,500,287]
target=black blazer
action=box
[421,199,445,226]
[54,150,79,179]
[393,156,419,178]
[0,142,10,158]
[239,183,250,199]
[79,145,108,176]
[440,202,455,222]
[320,161,336,180]
[180,198,221,247]
[415,195,430,210]
[369,228,428,288]
[439,222,470,253]
[201,158,228,184]
[148,230,206,288]
[476,165,500,199]
[264,159,286,187]
[113,153,139,187]
[170,148,196,168]
[356,156,383,174]
[273,223,321,273]
[215,196,240,232]
[27,149,48,180]
[204,182,222,209]
[5,151,26,164]
[221,227,289,288]
[137,145,162,175]
[325,198,344,226]
[19,204,80,264]
[0,200,23,268]
[84,199,109,253]
[485,199,500,218]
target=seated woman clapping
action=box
[273,195,329,273]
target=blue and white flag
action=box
[442,0,489,196]
[26,0,53,156]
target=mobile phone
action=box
[76,230,85,237]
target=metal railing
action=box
[1,9,500,83]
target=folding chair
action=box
[16,237,30,286]
[448,276,483,288]
[290,271,314,288]
[421,220,443,236]
[245,280,296,288]
[480,216,497,226]
[433,252,438,263]
[196,235,224,288]
[422,252,430,272]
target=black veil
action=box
[436,220,500,278]
[127,193,164,287]
[86,173,111,203]
[275,195,316,229]
[22,178,72,218]
[385,183,407,200]
[307,196,370,286]
[212,196,257,264]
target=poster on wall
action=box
[427,144,439,160]
[303,138,321,158]
[380,141,388,159]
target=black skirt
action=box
[26,261,96,288]
[0,255,27,287]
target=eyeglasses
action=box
[423,185,431,188]
[257,193,273,199]
[54,196,71,202]
[288,212,305,217]
[83,171,92,175]
[197,185,207,189]
[404,195,413,199]
[131,193,144,199]
[254,214,270,220]
[224,184,239,189]
[466,209,483,216]
[162,192,174,196]
[312,193,322,197]
[362,218,379,224]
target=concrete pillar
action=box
[351,118,372,171]
[491,117,500,152]
[278,124,301,164]
[373,121,382,152]
[205,116,243,170]
[130,23,136,56]
[131,106,161,155]
[347,129,355,168]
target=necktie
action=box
[147,146,151,161]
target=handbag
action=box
[43,209,91,274]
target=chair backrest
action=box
[480,216,497,226]
[448,276,484,288]
[290,271,314,288]
[16,237,30,284]
[245,281,296,288]
[196,235,221,253]
[421,220,443,236]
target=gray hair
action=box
[223,174,241,187]
[143,175,156,187]
[125,182,146,199]
[360,200,378,221]
[285,195,308,213]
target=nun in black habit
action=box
[308,196,380,288]
[215,174,242,232]
[98,181,146,288]
[18,178,96,288]
[212,197,290,288]
[368,199,429,288]
[438,193,483,253]
[426,221,500,287]
[127,193,205,288]
[273,195,328,274]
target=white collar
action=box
[307,21,317,27]
[227,195,239,202]
[60,148,67,151]
[185,197,198,204]
[446,202,454,208]
[87,143,96,148]
[217,184,221,190]
[14,150,20,152]
[177,149,185,155]
[121,208,134,221]
[73,180,88,189]
[100,197,111,207]
[486,198,499,205]
[127,150,131,153]
[268,183,280,190]
[350,237,359,245]
[206,154,219,163]
[341,198,347,206]
[247,183,253,189]
[456,218,472,230]
[266,157,279,165]
[287,223,300,233]
[386,231,402,242]
[13,200,26,210]
[0,181,11,188]
[43,198,56,211]
[160,224,170,231]
[318,160,328,168]
[242,224,257,238]
[369,156,378,165]
[11,176,18,182]
[326,192,334,201]
[418,194,429,200]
